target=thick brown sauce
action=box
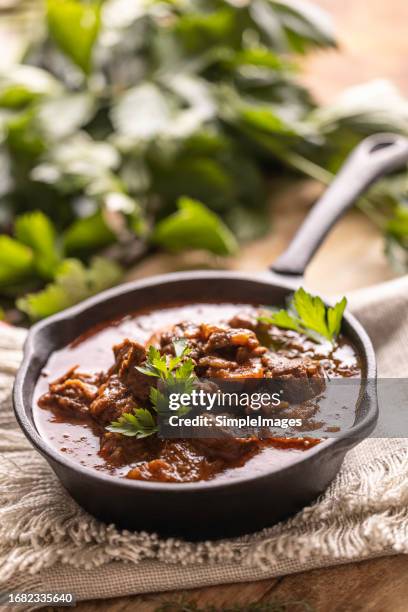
[33,303,361,482]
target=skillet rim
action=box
[13,269,378,493]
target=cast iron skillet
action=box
[13,133,408,540]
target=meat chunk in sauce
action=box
[229,313,326,398]
[38,306,337,484]
[126,438,259,483]
[158,320,324,397]
[40,340,152,424]
[112,339,152,402]
[126,441,212,483]
[38,367,102,418]
[262,353,325,401]
[90,339,153,424]
[228,312,258,331]
[100,431,160,466]
[89,374,136,424]
[159,322,267,379]
[191,436,259,462]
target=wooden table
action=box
[74,2,408,610]
[73,555,408,612]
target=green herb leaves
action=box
[17,257,122,321]
[2,0,408,321]
[106,408,158,439]
[153,198,238,256]
[136,341,191,380]
[0,236,34,288]
[107,339,196,438]
[0,211,61,290]
[0,66,61,108]
[15,211,62,279]
[260,287,347,343]
[47,0,101,75]
[292,288,346,340]
[0,208,123,320]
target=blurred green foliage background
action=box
[0,0,408,322]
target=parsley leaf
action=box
[259,309,303,334]
[136,341,192,379]
[106,408,158,439]
[107,340,197,437]
[136,345,172,378]
[173,337,189,358]
[293,289,329,338]
[260,287,347,343]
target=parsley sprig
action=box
[106,408,157,439]
[106,339,196,438]
[136,338,191,379]
[259,287,347,343]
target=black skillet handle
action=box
[271,133,408,277]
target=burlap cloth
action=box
[1,276,408,607]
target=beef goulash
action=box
[34,303,361,483]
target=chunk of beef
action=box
[89,374,136,424]
[215,362,265,379]
[191,436,259,462]
[126,440,205,482]
[263,353,321,377]
[201,324,259,351]
[267,437,320,450]
[126,438,260,482]
[202,323,266,376]
[112,339,152,401]
[160,322,201,345]
[157,320,268,380]
[38,367,102,418]
[99,431,160,466]
[197,354,266,379]
[198,356,237,370]
[127,459,176,482]
[186,413,260,462]
[113,339,145,370]
[228,313,258,331]
[162,322,262,355]
[262,353,325,401]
